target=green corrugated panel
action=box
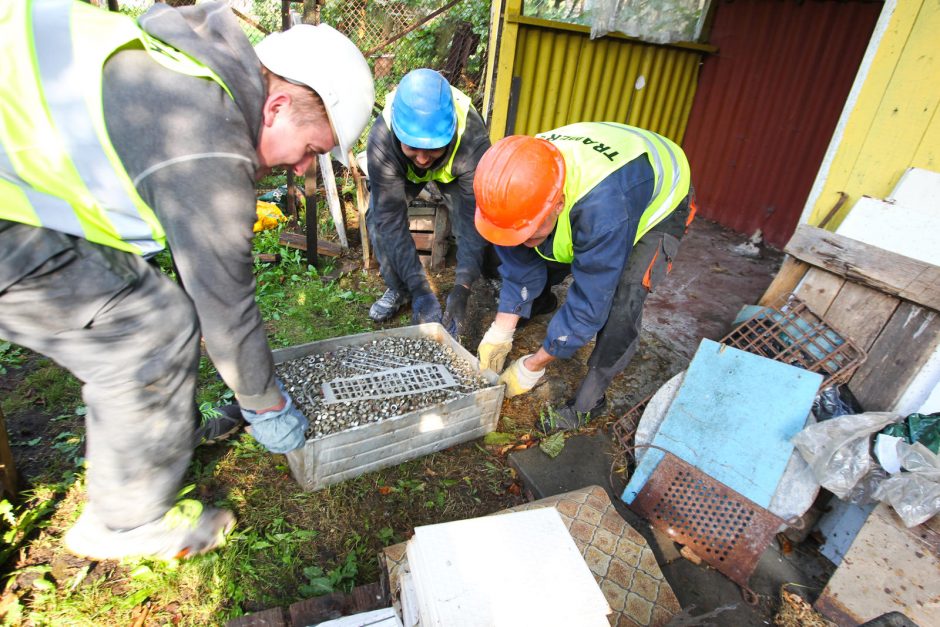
[510,23,702,142]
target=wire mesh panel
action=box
[719,293,866,387]
[321,363,456,404]
[630,451,784,588]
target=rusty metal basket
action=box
[719,293,866,387]
[629,450,785,589]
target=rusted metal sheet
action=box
[629,451,784,588]
[505,15,708,143]
[682,0,881,248]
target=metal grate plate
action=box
[321,364,456,405]
[629,451,784,588]
[337,347,428,373]
[719,293,866,387]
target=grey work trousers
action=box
[554,196,693,412]
[367,182,482,296]
[0,225,199,530]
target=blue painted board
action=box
[622,338,822,508]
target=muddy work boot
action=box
[537,397,608,434]
[64,500,235,561]
[194,404,244,447]
[369,288,410,322]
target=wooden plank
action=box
[349,150,372,268]
[411,232,433,250]
[224,607,288,627]
[823,282,899,351]
[849,301,940,411]
[758,256,809,306]
[794,267,844,315]
[318,154,348,248]
[287,583,386,626]
[279,232,342,258]
[815,504,940,627]
[0,407,17,498]
[785,225,940,311]
[304,158,319,267]
[408,217,434,231]
[430,204,451,271]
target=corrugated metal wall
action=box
[682,0,882,248]
[496,14,711,143]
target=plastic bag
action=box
[881,412,940,454]
[254,200,286,233]
[791,412,901,502]
[812,385,857,422]
[873,441,940,527]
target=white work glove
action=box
[477,323,514,373]
[498,355,545,398]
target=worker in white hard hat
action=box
[0,1,374,561]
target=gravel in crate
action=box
[276,337,490,439]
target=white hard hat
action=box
[255,24,375,167]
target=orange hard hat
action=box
[473,135,565,246]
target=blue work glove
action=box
[412,293,443,325]
[441,284,470,337]
[240,380,309,453]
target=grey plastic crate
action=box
[274,323,503,491]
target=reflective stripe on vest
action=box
[0,0,232,256]
[381,86,472,185]
[534,122,691,264]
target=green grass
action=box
[0,219,523,625]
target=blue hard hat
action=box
[390,69,457,149]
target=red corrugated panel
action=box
[682,0,881,248]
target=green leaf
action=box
[539,432,566,459]
[25,437,41,447]
[483,431,514,446]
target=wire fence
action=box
[112,0,490,153]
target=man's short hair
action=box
[261,66,329,127]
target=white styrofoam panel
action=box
[886,167,940,207]
[835,196,940,267]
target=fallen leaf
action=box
[539,432,565,458]
[378,486,393,495]
[499,444,514,455]
[511,444,528,451]
[519,433,531,443]
[507,482,522,496]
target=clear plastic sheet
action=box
[791,412,900,502]
[874,442,940,527]
[585,0,708,43]
[793,413,940,527]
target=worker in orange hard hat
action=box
[474,122,695,433]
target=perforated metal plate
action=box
[337,347,427,373]
[321,364,456,405]
[629,452,784,587]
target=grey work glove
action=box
[412,293,443,325]
[239,380,309,453]
[441,284,470,337]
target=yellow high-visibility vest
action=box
[0,0,232,256]
[534,122,691,264]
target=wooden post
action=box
[349,150,372,268]
[305,158,319,268]
[0,407,18,499]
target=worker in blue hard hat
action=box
[365,68,491,337]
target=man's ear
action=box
[261,92,291,127]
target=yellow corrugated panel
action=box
[491,13,708,143]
